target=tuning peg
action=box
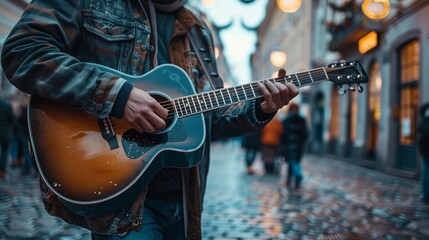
[338,86,347,95]
[357,84,364,93]
[348,85,356,91]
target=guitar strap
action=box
[188,25,223,90]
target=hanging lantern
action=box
[276,0,302,13]
[362,0,391,21]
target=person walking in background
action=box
[0,96,15,180]
[280,102,308,189]
[260,113,283,174]
[15,104,35,176]
[241,132,261,175]
[418,103,429,204]
[11,104,26,170]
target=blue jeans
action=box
[287,159,302,188]
[244,149,257,167]
[91,198,185,240]
[422,158,429,200]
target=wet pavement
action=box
[1,142,429,239]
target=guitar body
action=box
[29,64,205,213]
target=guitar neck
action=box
[170,67,329,118]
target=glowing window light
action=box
[359,31,378,54]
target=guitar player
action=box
[1,0,298,239]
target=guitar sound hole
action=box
[152,94,174,131]
[122,129,167,159]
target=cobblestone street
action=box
[1,142,429,239]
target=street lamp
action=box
[362,0,391,21]
[270,47,287,67]
[276,0,302,13]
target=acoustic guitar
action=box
[28,60,367,214]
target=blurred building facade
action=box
[252,0,429,179]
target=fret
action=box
[241,85,248,99]
[212,91,220,107]
[308,71,314,84]
[209,92,216,108]
[227,88,233,104]
[174,99,183,117]
[180,98,188,116]
[250,83,256,98]
[196,94,203,112]
[322,67,329,80]
[234,87,240,102]
[206,92,213,109]
[200,94,208,111]
[190,96,197,113]
[192,95,201,112]
[218,89,226,106]
[186,97,194,114]
[295,74,301,86]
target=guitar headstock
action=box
[326,60,369,95]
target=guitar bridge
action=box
[98,117,119,149]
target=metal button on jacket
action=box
[96,103,104,112]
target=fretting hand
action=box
[257,68,299,114]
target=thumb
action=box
[277,68,286,78]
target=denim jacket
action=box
[1,0,273,238]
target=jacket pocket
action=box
[82,12,147,72]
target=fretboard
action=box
[171,67,329,118]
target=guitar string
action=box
[162,72,344,119]
[161,71,349,119]
[163,63,362,115]
[169,69,330,108]
[162,70,342,115]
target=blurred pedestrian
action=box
[418,102,429,204]
[11,104,25,169]
[15,104,35,176]
[0,97,15,180]
[241,132,261,175]
[280,102,308,189]
[260,114,283,174]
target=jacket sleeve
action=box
[1,0,126,118]
[210,99,275,141]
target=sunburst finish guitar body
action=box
[29,61,368,215]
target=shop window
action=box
[366,62,381,159]
[399,40,420,146]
